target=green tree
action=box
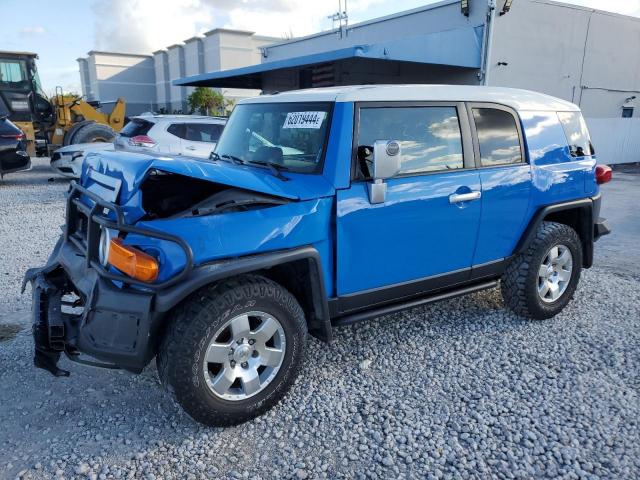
[187,87,225,115]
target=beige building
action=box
[78,29,278,115]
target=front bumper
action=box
[25,180,193,375]
[28,238,157,374]
[50,153,82,178]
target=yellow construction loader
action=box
[0,51,126,156]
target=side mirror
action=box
[368,140,401,204]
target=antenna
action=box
[327,0,348,38]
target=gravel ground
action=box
[1,158,639,479]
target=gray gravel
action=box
[1,158,639,479]
[0,159,66,318]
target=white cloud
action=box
[20,26,46,36]
[92,0,214,53]
[91,0,391,53]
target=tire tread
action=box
[157,275,306,426]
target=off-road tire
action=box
[501,221,582,319]
[157,275,307,427]
[71,123,116,144]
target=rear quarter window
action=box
[185,123,224,143]
[472,107,523,166]
[167,123,186,139]
[557,112,594,157]
[119,119,153,138]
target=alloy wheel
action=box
[203,311,286,401]
[537,244,573,303]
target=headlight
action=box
[98,228,116,266]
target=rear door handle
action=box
[449,191,481,204]
[185,146,196,150]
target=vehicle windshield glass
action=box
[214,102,332,174]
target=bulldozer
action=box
[0,50,125,156]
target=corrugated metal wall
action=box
[586,118,640,165]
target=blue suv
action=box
[26,85,611,426]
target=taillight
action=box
[128,135,156,148]
[595,164,612,184]
[1,133,25,140]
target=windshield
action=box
[214,102,332,174]
[0,59,30,92]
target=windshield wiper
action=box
[211,152,246,165]
[220,154,245,165]
[247,160,290,181]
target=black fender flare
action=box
[514,196,597,268]
[154,246,333,342]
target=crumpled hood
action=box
[82,150,335,204]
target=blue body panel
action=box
[125,198,335,293]
[519,111,598,223]
[80,103,600,303]
[336,171,482,295]
[322,102,354,190]
[82,150,335,221]
[473,164,532,265]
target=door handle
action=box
[185,146,196,150]
[449,191,481,204]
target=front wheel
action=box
[157,275,307,427]
[501,221,583,319]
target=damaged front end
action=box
[25,153,334,377]
[24,177,191,375]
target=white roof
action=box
[240,85,580,112]
[133,114,227,124]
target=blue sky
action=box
[1,0,639,96]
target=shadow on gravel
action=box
[0,323,23,341]
[0,162,70,187]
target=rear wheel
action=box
[501,221,582,319]
[71,123,115,144]
[157,275,307,426]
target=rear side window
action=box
[185,123,224,143]
[167,123,185,139]
[557,111,594,157]
[119,119,153,138]
[472,108,523,166]
[357,106,464,177]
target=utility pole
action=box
[328,0,349,38]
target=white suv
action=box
[115,114,226,158]
[51,115,226,178]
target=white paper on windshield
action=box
[283,111,326,129]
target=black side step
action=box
[331,281,498,327]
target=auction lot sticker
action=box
[283,111,326,129]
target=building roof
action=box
[263,0,460,50]
[238,85,580,112]
[203,27,256,37]
[86,50,152,58]
[175,26,483,89]
[0,50,38,58]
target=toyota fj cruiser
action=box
[25,85,611,426]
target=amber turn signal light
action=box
[107,238,159,282]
